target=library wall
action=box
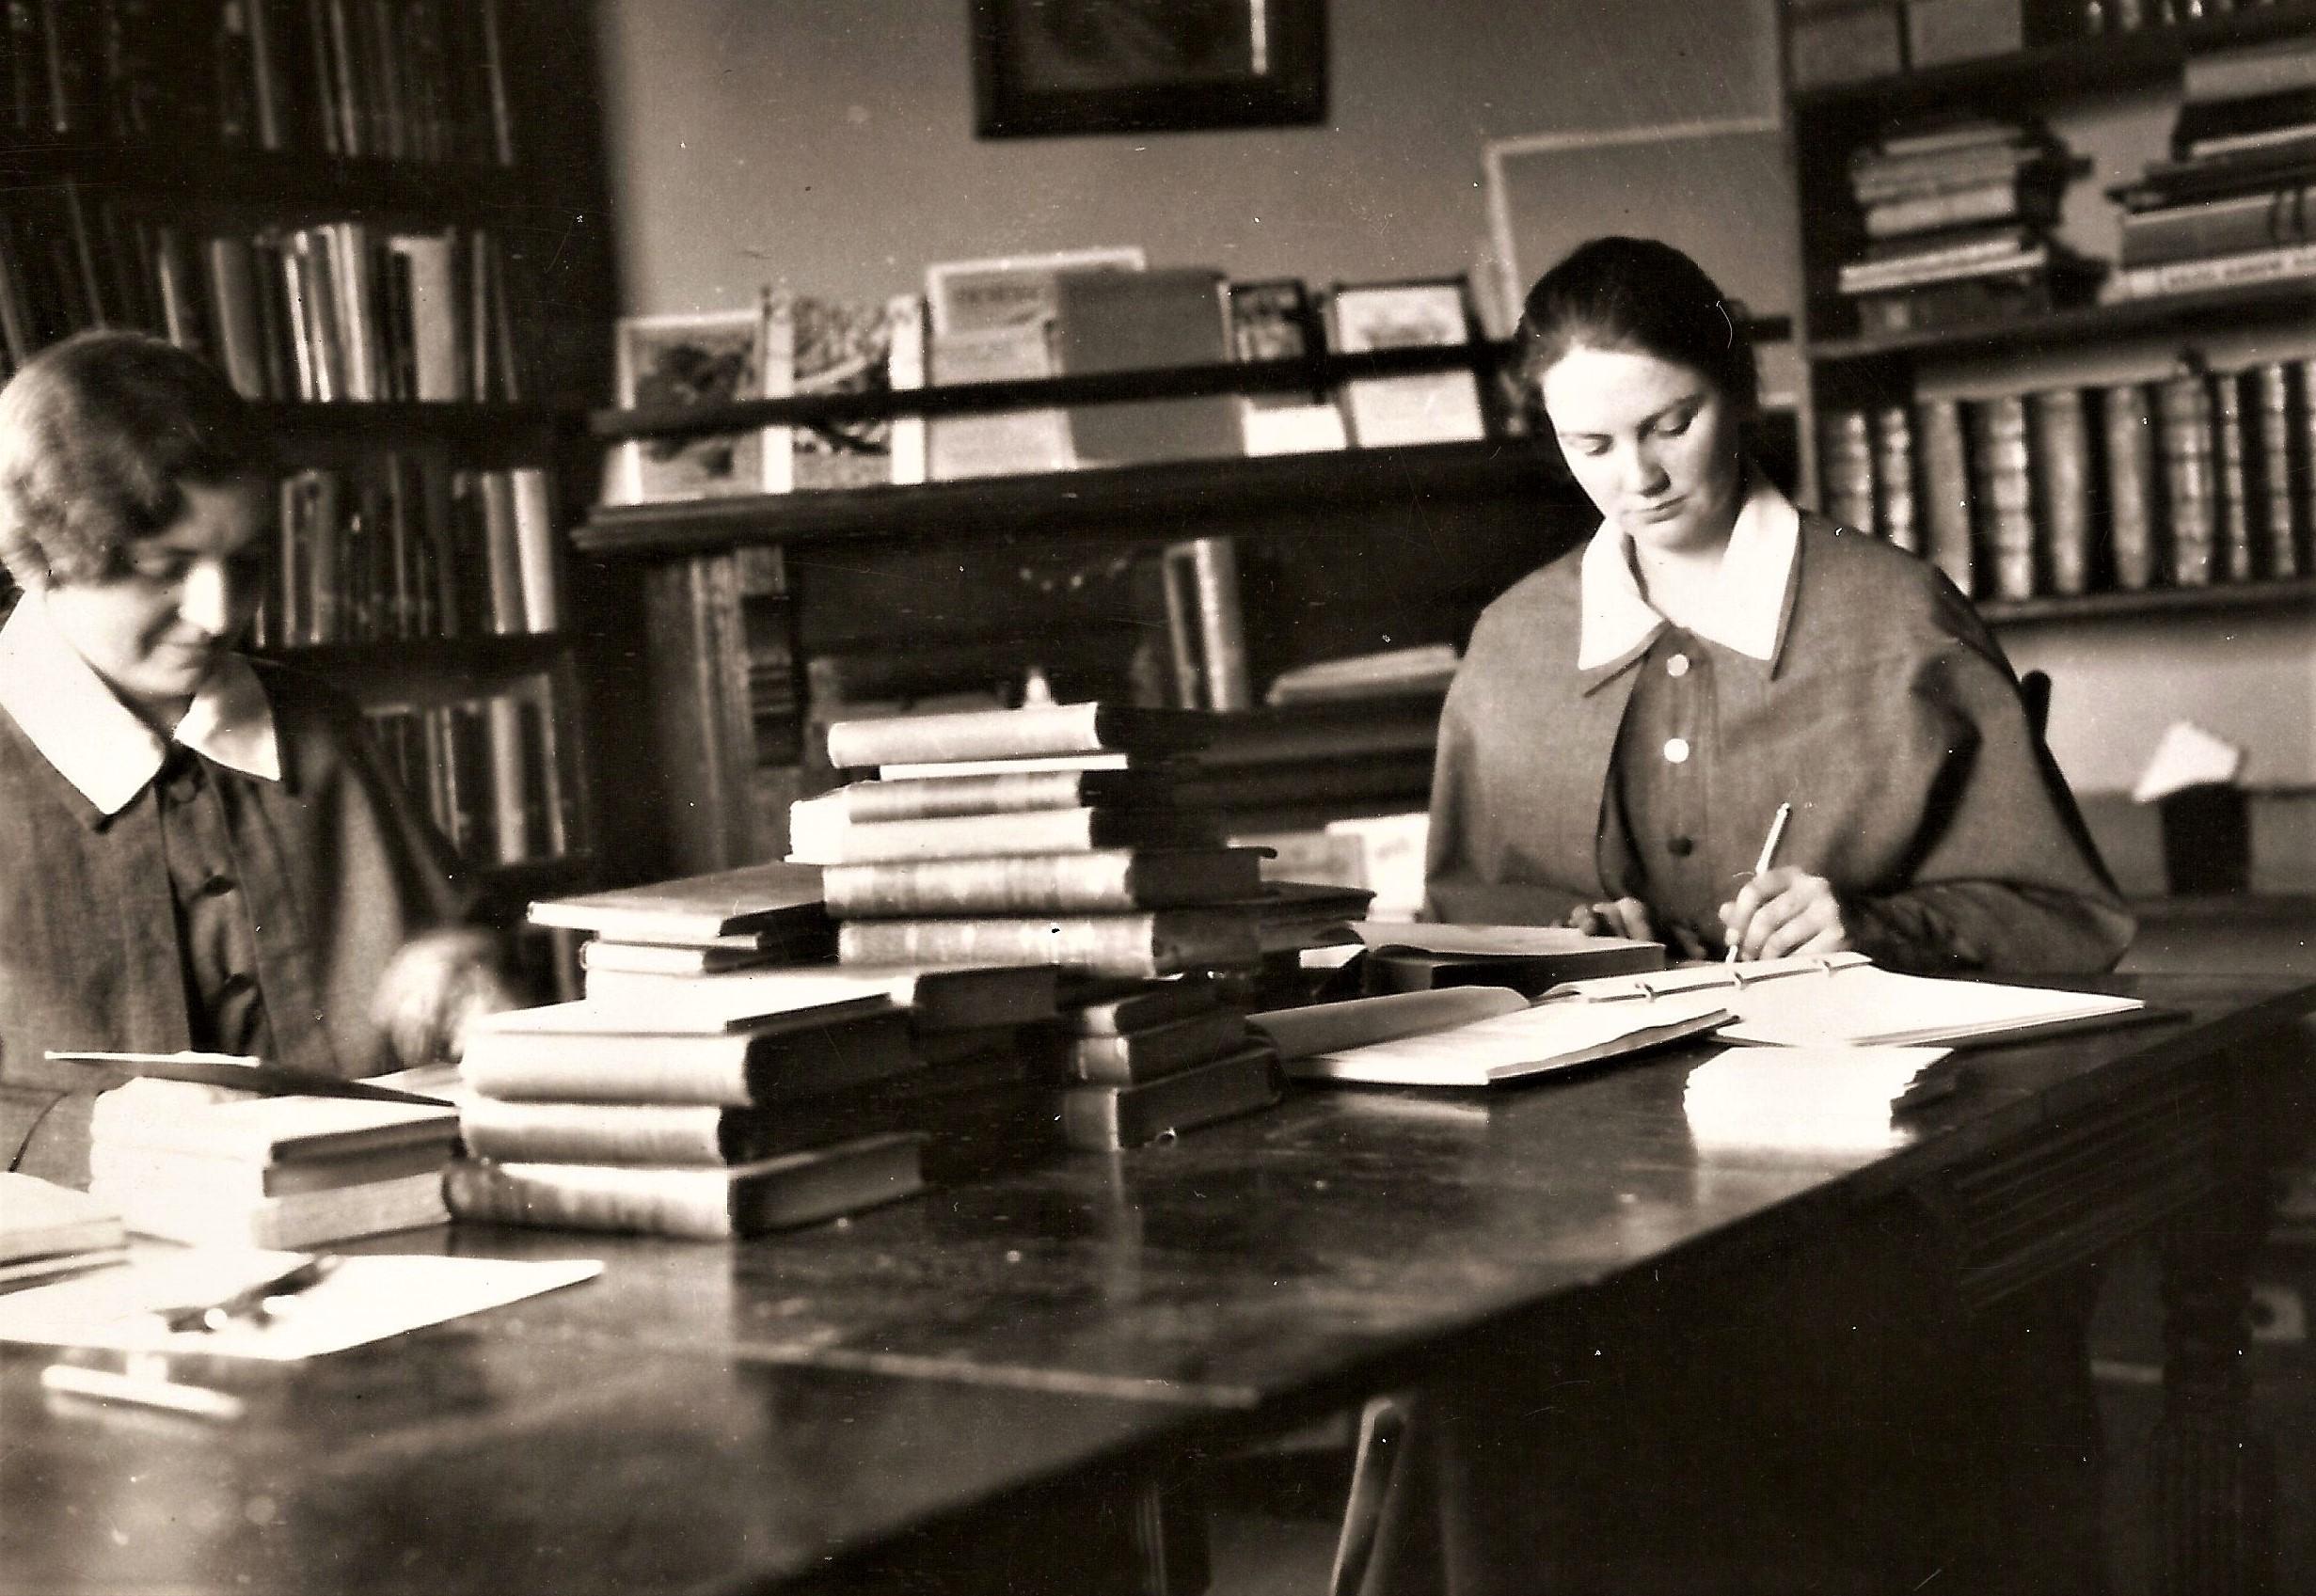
[586,0,1779,320]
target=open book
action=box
[1547,952,2148,1049]
[1260,988,1728,1087]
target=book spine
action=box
[2117,239,2316,297]
[2155,374,2217,586]
[835,769,1119,823]
[1917,397,1976,595]
[824,852,1153,917]
[2029,387,2093,595]
[1185,536,1251,713]
[1816,407,1876,534]
[1968,394,2038,600]
[459,1036,753,1104]
[2118,187,2312,269]
[825,702,1108,768]
[94,1170,449,1250]
[840,915,1160,976]
[2299,358,2316,577]
[1871,403,1920,554]
[2101,383,2161,591]
[459,1099,738,1166]
[1056,1009,1250,1086]
[1861,182,2034,240]
[2248,362,2300,578]
[2211,371,2256,581]
[443,1158,740,1239]
[1055,1048,1279,1150]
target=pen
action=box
[41,1359,247,1420]
[1725,801,1794,965]
[147,1255,339,1335]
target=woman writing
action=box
[1426,236,2131,972]
[0,332,514,1184]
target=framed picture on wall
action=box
[610,301,790,503]
[970,0,1327,138]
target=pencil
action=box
[1725,802,1794,964]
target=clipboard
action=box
[44,1051,453,1107]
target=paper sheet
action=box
[0,1248,600,1360]
[1685,1046,1951,1155]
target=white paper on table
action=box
[0,1248,600,1360]
[1684,1046,1950,1155]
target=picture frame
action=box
[611,303,788,503]
[1324,276,1489,449]
[970,0,1327,139]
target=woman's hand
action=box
[1719,867,1857,962]
[1567,896,1657,942]
[372,928,522,1067]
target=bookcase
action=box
[1783,0,2316,626]
[0,2,617,946]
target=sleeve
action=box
[1844,633,2134,975]
[1421,672,1589,926]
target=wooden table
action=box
[7,972,2311,1594]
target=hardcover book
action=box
[1055,1044,1280,1150]
[837,909,1264,980]
[788,799,1225,866]
[828,766,1178,823]
[2102,383,2162,592]
[528,861,829,943]
[1059,973,1223,1035]
[87,1080,459,1163]
[820,846,1266,916]
[90,1169,451,1250]
[458,1009,922,1106]
[1350,923,1664,999]
[579,960,1059,1034]
[442,1132,927,1240]
[1917,397,1977,596]
[2029,388,2092,595]
[2156,373,2218,586]
[824,702,1214,770]
[468,991,898,1039]
[1967,394,2038,601]
[1041,1006,1251,1086]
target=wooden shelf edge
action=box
[1980,576,2316,626]
[575,439,1578,558]
[1792,2,2316,114]
[1804,277,2316,363]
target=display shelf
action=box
[1803,278,2316,364]
[1979,575,2316,628]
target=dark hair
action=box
[0,331,276,588]
[1514,237,1759,419]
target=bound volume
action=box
[823,702,1214,770]
[837,909,1264,980]
[443,1133,927,1240]
[458,1009,920,1104]
[788,800,1224,865]
[528,861,830,943]
[1056,1045,1281,1150]
[820,847,1265,916]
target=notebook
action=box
[1547,952,2148,1050]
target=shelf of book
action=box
[1979,573,2316,626]
[0,146,534,218]
[1791,0,2316,116]
[1803,277,2316,363]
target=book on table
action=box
[0,1174,126,1284]
[1056,1044,1282,1150]
[458,1089,935,1167]
[1060,973,1224,1035]
[823,701,1214,770]
[526,860,830,943]
[1283,993,1729,1088]
[836,908,1264,980]
[458,1007,921,1105]
[443,1131,928,1240]
[1350,923,1664,998]
[787,798,1224,865]
[578,960,1060,1034]
[467,991,897,1039]
[825,766,1180,822]
[1036,1006,1253,1086]
[819,846,1266,916]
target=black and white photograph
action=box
[3,3,2312,1595]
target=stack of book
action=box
[798,701,1308,1146]
[448,981,930,1240]
[2111,35,2316,299]
[1834,117,2097,336]
[87,1080,460,1249]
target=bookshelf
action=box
[1784,1,2316,615]
[0,1,616,922]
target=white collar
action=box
[0,586,280,816]
[1576,474,1800,670]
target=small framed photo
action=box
[611,305,787,503]
[1325,277,1489,449]
[970,0,1327,139]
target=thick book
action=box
[1871,404,1920,553]
[1041,1007,1251,1086]
[0,1173,123,1266]
[441,1133,927,1240]
[1059,974,1223,1035]
[837,909,1264,980]
[2116,239,2316,298]
[1917,397,1977,596]
[788,800,1225,866]
[828,766,1177,823]
[821,847,1265,916]
[467,991,898,1039]
[1053,265,1242,468]
[458,1009,921,1106]
[459,1096,854,1168]
[87,1138,454,1198]
[1549,951,2149,1049]
[2030,387,2093,595]
[578,935,827,977]
[579,960,1058,1034]
[527,861,830,943]
[2156,374,2218,587]
[1968,394,2037,601]
[1350,923,1663,1000]
[1056,1044,1281,1150]
[1817,407,1875,534]
[2248,362,2301,578]
[1860,181,2056,240]
[824,702,1214,770]
[2211,371,2257,582]
[2102,382,2162,591]
[1286,995,1728,1088]
[87,1080,460,1163]
[875,752,1141,780]
[90,1169,451,1250]
[2118,184,2315,268]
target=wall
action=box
[586,0,2312,812]
[589,0,1778,319]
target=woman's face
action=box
[42,479,270,719]
[1539,343,1744,555]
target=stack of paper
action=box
[1684,1047,1952,1156]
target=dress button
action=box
[1667,653,1691,678]
[1663,736,1691,765]
[1668,835,1695,858]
